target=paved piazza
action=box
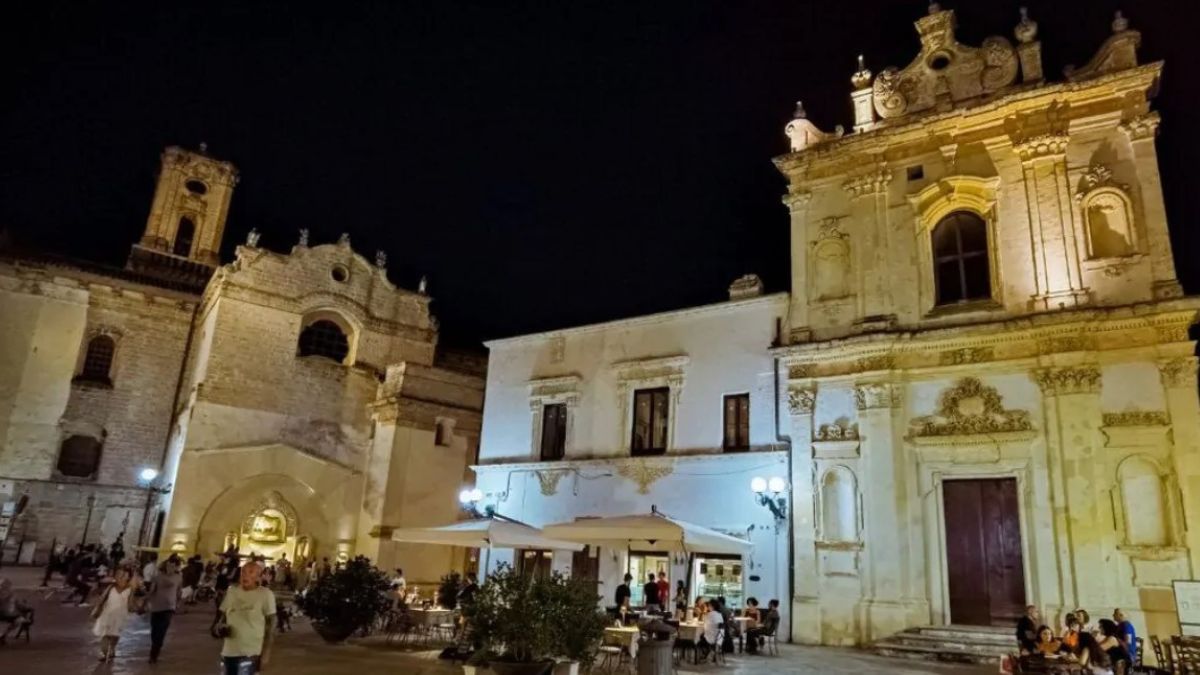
[1,569,989,675]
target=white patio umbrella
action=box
[541,509,752,555]
[390,518,584,551]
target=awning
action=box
[541,510,752,555]
[390,518,584,551]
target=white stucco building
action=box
[474,281,793,634]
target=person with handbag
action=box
[213,561,276,674]
[90,565,142,662]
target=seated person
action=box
[1034,626,1062,656]
[693,596,707,620]
[743,597,762,624]
[697,600,723,658]
[1096,619,1131,674]
[1016,605,1040,654]
[745,599,780,654]
[1059,613,1082,655]
[1113,608,1137,664]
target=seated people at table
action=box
[745,599,780,654]
[1096,619,1131,673]
[744,597,762,624]
[693,597,708,619]
[715,597,737,637]
[1016,605,1039,654]
[1113,608,1137,664]
[1034,626,1062,656]
[643,573,661,611]
[615,573,632,609]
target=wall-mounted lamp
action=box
[458,487,494,517]
[751,476,789,523]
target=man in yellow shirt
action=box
[216,562,276,674]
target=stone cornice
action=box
[471,449,788,475]
[1120,112,1160,141]
[772,63,1162,179]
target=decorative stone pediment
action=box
[534,469,569,496]
[815,420,859,442]
[872,7,1018,121]
[1065,12,1141,81]
[615,458,673,495]
[909,377,1032,437]
[784,102,844,152]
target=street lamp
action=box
[458,487,491,517]
[751,475,789,523]
[137,467,172,547]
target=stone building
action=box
[472,5,1199,650]
[777,6,1198,645]
[0,146,484,581]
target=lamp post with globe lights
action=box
[137,467,173,547]
[751,475,789,525]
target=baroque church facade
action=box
[0,145,485,583]
[473,6,1199,646]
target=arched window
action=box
[173,216,195,257]
[57,434,103,478]
[932,211,990,305]
[820,467,859,543]
[78,335,115,383]
[297,320,350,363]
[1119,457,1169,546]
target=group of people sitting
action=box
[1017,605,1137,672]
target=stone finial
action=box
[418,275,428,294]
[851,55,873,90]
[1112,10,1129,33]
[928,1,941,15]
[1015,7,1038,43]
[198,142,208,154]
[793,101,807,119]
[246,228,261,247]
[728,274,764,300]
[297,228,309,247]
[338,232,351,246]
[375,250,387,268]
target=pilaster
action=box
[843,167,895,327]
[1158,357,1200,574]
[1121,114,1183,299]
[786,382,820,644]
[784,191,814,342]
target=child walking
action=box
[91,566,140,662]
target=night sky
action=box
[3,1,1197,346]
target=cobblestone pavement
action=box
[1,567,990,675]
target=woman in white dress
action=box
[90,566,140,661]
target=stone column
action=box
[1013,134,1090,309]
[1122,114,1183,299]
[1158,357,1200,570]
[786,381,819,644]
[854,380,911,640]
[1034,365,1107,606]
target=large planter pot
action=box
[551,662,580,675]
[312,621,358,643]
[488,661,554,675]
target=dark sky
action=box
[3,1,1197,346]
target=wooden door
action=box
[943,478,1026,626]
[572,546,601,600]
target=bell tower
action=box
[126,144,238,289]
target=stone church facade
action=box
[0,146,484,582]
[472,6,1200,647]
[777,7,1198,643]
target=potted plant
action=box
[461,564,608,675]
[297,555,393,643]
[438,570,462,609]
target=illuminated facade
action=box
[475,6,1200,648]
[0,146,484,583]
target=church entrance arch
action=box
[195,473,332,564]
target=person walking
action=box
[91,566,141,662]
[214,561,276,674]
[147,555,183,664]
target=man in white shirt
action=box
[700,601,723,657]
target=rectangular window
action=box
[517,549,553,578]
[540,403,567,461]
[723,394,750,451]
[631,387,669,456]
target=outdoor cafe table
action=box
[604,625,641,662]
[408,607,454,643]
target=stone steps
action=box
[872,625,1017,665]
